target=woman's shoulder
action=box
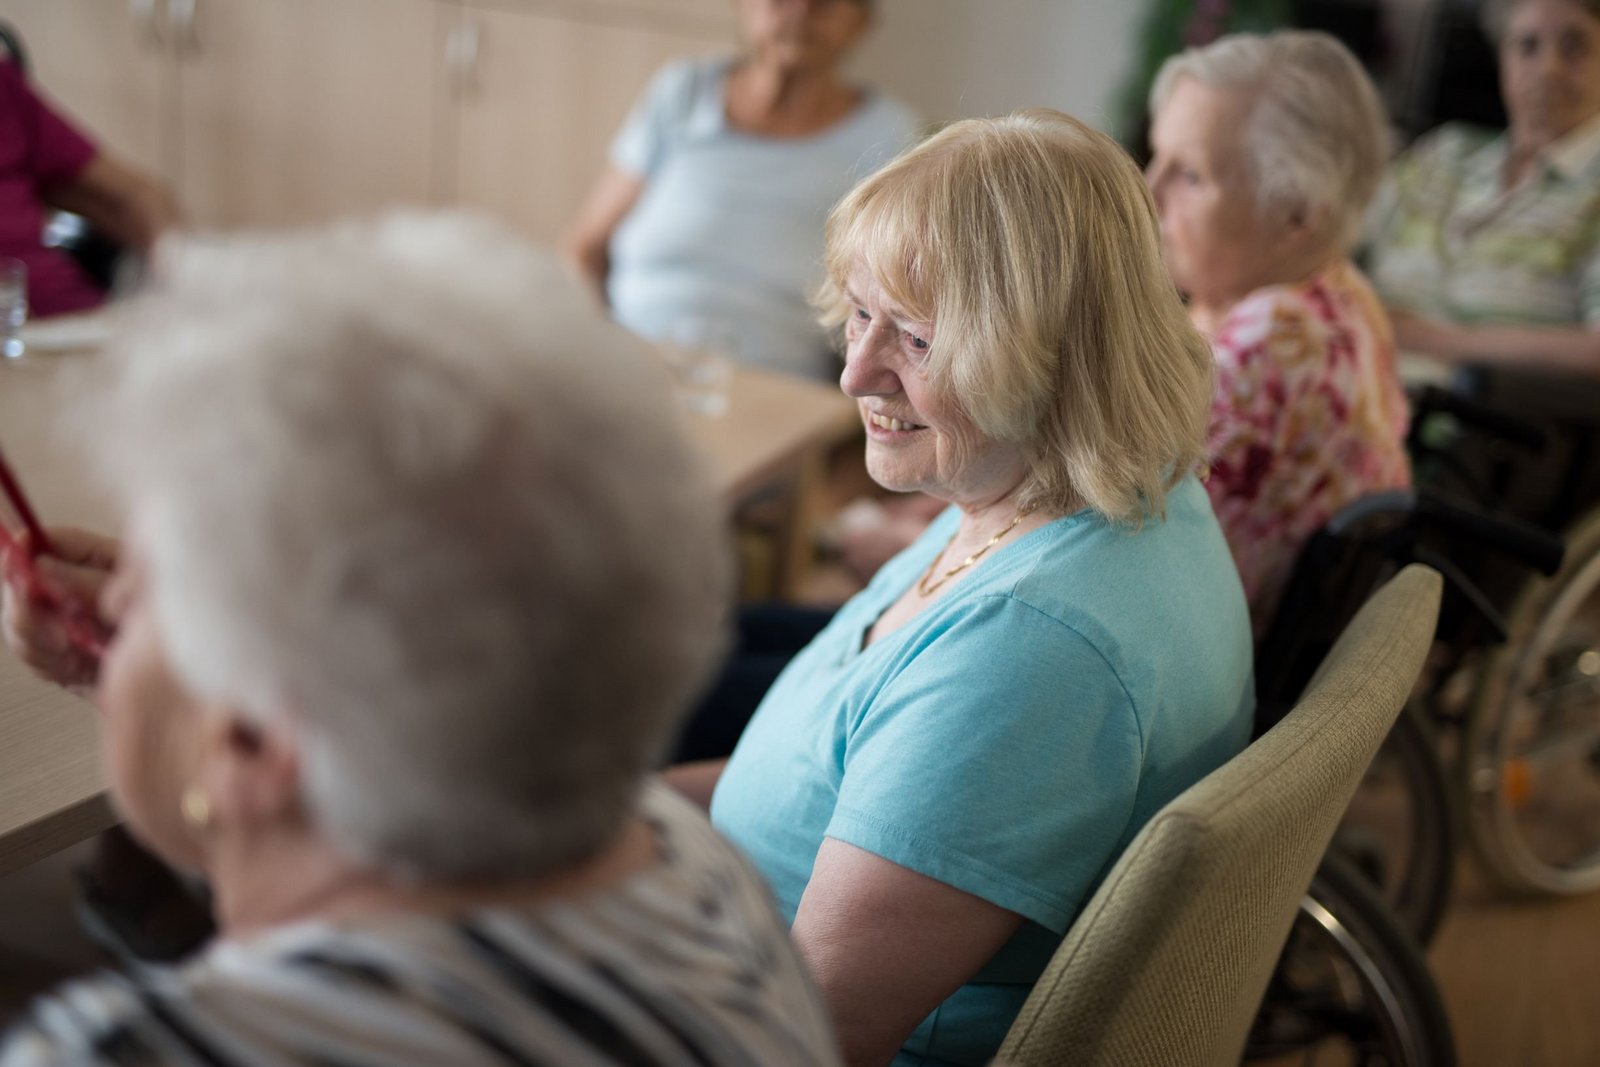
[1219,261,1385,364]
[0,968,147,1065]
[854,89,921,140]
[638,54,731,118]
[0,806,835,1067]
[994,480,1245,635]
[1215,278,1327,362]
[1393,122,1502,181]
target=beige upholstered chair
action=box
[996,563,1442,1067]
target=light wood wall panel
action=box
[175,0,448,229]
[450,3,728,242]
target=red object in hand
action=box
[0,443,107,659]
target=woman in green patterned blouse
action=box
[1368,0,1600,378]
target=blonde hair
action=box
[818,108,1213,525]
[1150,31,1390,253]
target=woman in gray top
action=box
[564,0,918,380]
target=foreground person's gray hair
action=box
[82,213,732,881]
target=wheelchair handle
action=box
[1415,491,1565,577]
[1408,384,1549,452]
[1324,489,1565,577]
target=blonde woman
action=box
[669,111,1254,1067]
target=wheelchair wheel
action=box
[1335,703,1456,945]
[1465,506,1600,895]
[1245,852,1457,1066]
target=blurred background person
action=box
[1368,0,1600,380]
[1146,30,1411,627]
[563,0,918,380]
[0,56,175,318]
[670,110,1254,1067]
[0,215,840,1066]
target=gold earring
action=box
[180,786,212,833]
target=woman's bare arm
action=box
[1392,312,1600,379]
[561,165,646,308]
[792,838,1025,1067]
[43,153,177,253]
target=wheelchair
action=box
[1241,373,1600,1065]
[1418,372,1600,898]
[1240,478,1559,1066]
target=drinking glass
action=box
[0,258,26,360]
[661,315,736,418]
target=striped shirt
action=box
[0,786,841,1067]
[1367,118,1600,328]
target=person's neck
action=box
[206,817,657,940]
[1507,129,1555,188]
[945,481,1051,561]
[726,57,855,134]
[1189,251,1340,338]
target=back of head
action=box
[1151,30,1391,252]
[83,212,732,881]
[819,108,1213,524]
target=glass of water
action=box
[661,315,736,418]
[0,258,26,359]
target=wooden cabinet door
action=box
[174,0,449,229]
[0,0,174,179]
[495,0,734,32]
[450,3,730,242]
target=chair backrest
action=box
[996,563,1442,1067]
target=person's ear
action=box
[195,708,304,834]
[1281,200,1323,243]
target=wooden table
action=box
[682,362,858,503]
[0,357,119,877]
[0,347,857,876]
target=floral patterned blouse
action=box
[1203,259,1412,629]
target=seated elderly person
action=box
[563,0,917,379]
[1368,0,1600,524]
[668,110,1255,1067]
[1368,0,1600,379]
[1145,30,1412,626]
[0,216,840,1066]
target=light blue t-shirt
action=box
[607,57,920,380]
[711,477,1255,1067]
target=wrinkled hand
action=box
[1,526,118,689]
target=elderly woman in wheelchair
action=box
[1144,30,1411,628]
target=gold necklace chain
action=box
[917,506,1034,598]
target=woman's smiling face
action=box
[838,258,1026,507]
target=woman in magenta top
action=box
[1146,31,1411,627]
[0,59,174,317]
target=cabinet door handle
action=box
[168,0,199,56]
[129,0,165,48]
[446,21,481,98]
